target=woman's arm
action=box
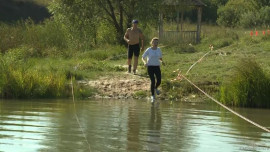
[142,49,148,66]
[142,57,147,66]
[160,58,165,66]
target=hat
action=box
[132,19,138,24]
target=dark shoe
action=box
[155,89,160,95]
[128,65,132,73]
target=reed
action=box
[220,59,270,108]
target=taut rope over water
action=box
[177,73,270,133]
[71,75,92,151]
[174,44,270,133]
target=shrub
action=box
[217,0,259,27]
[239,11,260,28]
[0,66,67,98]
[259,6,270,27]
[0,22,24,52]
[220,59,270,108]
[23,19,68,51]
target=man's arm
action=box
[139,32,144,51]
[124,28,130,43]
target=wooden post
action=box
[176,10,180,31]
[180,10,184,31]
[196,6,202,43]
[159,12,163,41]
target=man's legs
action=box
[128,58,132,73]
[127,45,133,73]
[133,44,140,74]
[133,56,138,73]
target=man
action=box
[124,19,144,74]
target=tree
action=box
[217,0,259,27]
[201,0,229,23]
[93,0,162,44]
[48,0,99,49]
[49,0,162,47]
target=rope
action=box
[176,44,270,133]
[70,76,92,151]
[186,44,234,75]
[179,74,270,133]
[186,51,211,75]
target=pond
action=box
[0,99,269,152]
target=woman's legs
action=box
[154,67,161,90]
[147,66,156,96]
[148,66,162,96]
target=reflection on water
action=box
[146,105,161,152]
[0,99,270,152]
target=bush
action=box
[0,22,24,52]
[0,20,68,55]
[23,19,68,51]
[220,59,270,108]
[259,6,270,27]
[0,51,67,98]
[239,11,260,28]
[0,62,67,98]
[217,0,259,27]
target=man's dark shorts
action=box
[128,44,140,59]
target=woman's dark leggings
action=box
[147,66,161,96]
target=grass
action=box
[219,59,270,108]
[151,24,270,103]
[1,18,270,107]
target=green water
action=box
[0,99,269,152]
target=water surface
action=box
[0,99,269,152]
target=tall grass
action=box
[0,49,67,98]
[0,19,67,55]
[0,42,127,99]
[220,59,270,108]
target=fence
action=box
[161,30,197,44]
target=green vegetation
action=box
[217,0,270,27]
[1,0,270,108]
[0,0,51,23]
[220,59,270,108]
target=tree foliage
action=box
[217,0,270,28]
[48,0,161,47]
[217,0,259,27]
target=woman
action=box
[142,37,164,103]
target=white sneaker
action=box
[151,95,155,103]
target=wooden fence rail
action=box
[161,31,197,44]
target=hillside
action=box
[0,0,51,23]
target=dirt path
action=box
[87,73,150,99]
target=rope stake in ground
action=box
[71,76,92,152]
[176,72,270,133]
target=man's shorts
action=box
[128,44,140,59]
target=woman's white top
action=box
[142,47,162,66]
